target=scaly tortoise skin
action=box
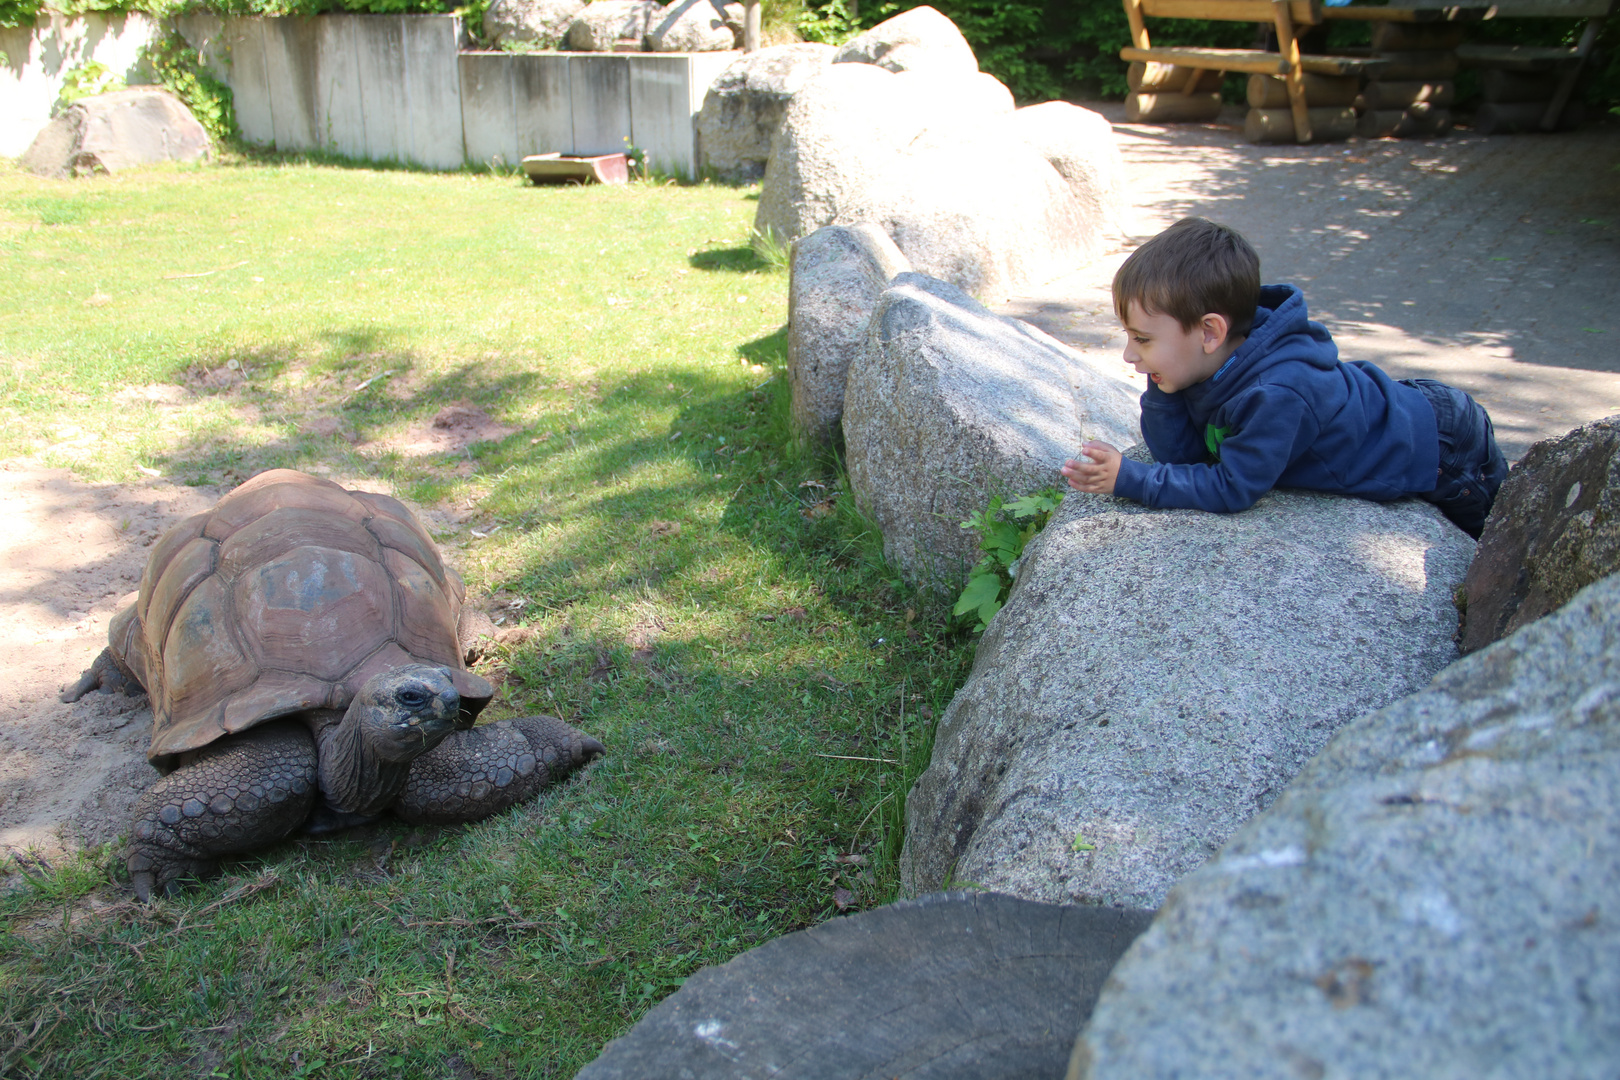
[63,469,603,900]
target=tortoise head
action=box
[352,664,462,765]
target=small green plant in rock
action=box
[952,488,1063,632]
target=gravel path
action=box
[1002,106,1620,458]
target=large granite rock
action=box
[565,0,663,50]
[647,0,734,52]
[755,62,1098,301]
[755,61,1010,244]
[1006,101,1129,238]
[833,4,979,80]
[577,893,1154,1080]
[788,223,912,447]
[1460,412,1619,653]
[483,0,586,47]
[695,43,833,181]
[842,273,1140,584]
[21,87,210,179]
[900,483,1474,908]
[1072,571,1620,1080]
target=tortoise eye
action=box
[398,688,429,708]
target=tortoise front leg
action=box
[393,716,604,825]
[127,721,318,901]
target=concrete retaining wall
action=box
[3,13,734,176]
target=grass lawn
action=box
[0,157,977,1078]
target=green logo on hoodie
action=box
[1205,423,1230,461]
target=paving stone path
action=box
[1001,105,1620,459]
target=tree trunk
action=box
[743,0,761,53]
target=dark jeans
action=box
[1402,378,1509,539]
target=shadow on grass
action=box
[690,246,775,274]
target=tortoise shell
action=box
[111,469,493,771]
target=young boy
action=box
[1061,217,1507,538]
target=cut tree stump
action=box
[1357,104,1453,138]
[1358,80,1455,109]
[1246,72,1359,108]
[1245,105,1356,143]
[1128,60,1225,93]
[1126,91,1224,122]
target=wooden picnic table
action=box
[1119,0,1614,140]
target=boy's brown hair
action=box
[1113,217,1261,340]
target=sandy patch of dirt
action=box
[0,465,223,862]
[0,407,506,868]
[370,402,517,460]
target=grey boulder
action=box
[755,61,1010,248]
[788,223,912,447]
[833,4,979,80]
[1072,571,1620,1079]
[756,63,1100,301]
[565,0,663,50]
[647,0,734,52]
[483,0,586,47]
[842,273,1140,584]
[900,482,1474,909]
[577,893,1154,1080]
[21,87,210,179]
[1006,101,1130,238]
[1460,412,1619,653]
[695,42,833,181]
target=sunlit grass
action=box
[0,157,973,1078]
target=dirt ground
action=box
[4,114,1616,875]
[0,407,511,875]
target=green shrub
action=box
[0,0,42,29]
[141,30,237,145]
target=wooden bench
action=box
[1119,0,1389,142]
[1121,0,1612,140]
[1322,0,1615,131]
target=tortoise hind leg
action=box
[127,721,318,901]
[60,648,142,703]
[393,716,604,825]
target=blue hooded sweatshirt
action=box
[1112,284,1439,512]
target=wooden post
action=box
[1122,0,1151,50]
[743,0,761,53]
[1272,0,1312,141]
[1542,12,1606,131]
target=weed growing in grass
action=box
[750,225,791,272]
[0,160,977,1077]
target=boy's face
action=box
[1121,301,1233,394]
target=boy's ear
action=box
[1200,312,1232,353]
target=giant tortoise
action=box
[63,469,603,900]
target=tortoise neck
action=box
[315,706,412,817]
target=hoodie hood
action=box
[1178,285,1337,418]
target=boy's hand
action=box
[1061,442,1122,495]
